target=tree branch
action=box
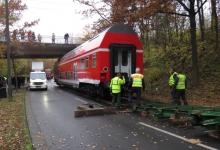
[102,0,112,7]
[78,1,111,24]
[176,0,190,12]
[158,11,189,17]
[195,0,207,14]
[89,4,111,24]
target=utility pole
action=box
[5,0,12,99]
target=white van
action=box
[29,72,47,90]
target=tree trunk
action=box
[164,14,169,51]
[211,0,219,50]
[189,1,199,86]
[197,0,205,41]
[155,15,160,45]
[174,14,179,41]
[12,57,18,91]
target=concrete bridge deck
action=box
[0,41,79,58]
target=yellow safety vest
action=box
[131,73,143,87]
[110,76,125,93]
[168,72,177,86]
[176,74,186,90]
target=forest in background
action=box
[74,0,220,105]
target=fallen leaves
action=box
[143,80,220,107]
[0,136,3,146]
[0,90,32,149]
[187,139,201,144]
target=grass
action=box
[0,89,32,150]
[143,68,220,107]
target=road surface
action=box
[26,81,220,150]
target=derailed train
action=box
[54,24,144,96]
[54,25,220,136]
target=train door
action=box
[110,44,136,80]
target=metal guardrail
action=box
[0,35,5,42]
[0,34,82,44]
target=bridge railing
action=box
[0,34,82,44]
[0,35,5,42]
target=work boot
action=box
[132,104,138,112]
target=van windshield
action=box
[30,73,46,80]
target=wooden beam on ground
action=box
[74,103,132,118]
[74,106,116,118]
[74,103,115,118]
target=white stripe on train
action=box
[59,79,100,87]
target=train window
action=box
[85,57,89,68]
[61,72,65,79]
[66,72,68,79]
[59,72,62,79]
[67,72,71,79]
[81,58,85,69]
[122,50,128,66]
[89,35,99,41]
[114,53,118,65]
[92,54,96,68]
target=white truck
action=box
[29,62,47,90]
[32,62,44,71]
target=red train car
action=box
[55,24,143,96]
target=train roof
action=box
[61,24,140,62]
[107,24,136,34]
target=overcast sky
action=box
[19,0,97,38]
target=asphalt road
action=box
[26,81,220,150]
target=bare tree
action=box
[174,0,207,86]
[211,0,219,50]
[197,0,205,41]
[73,0,112,31]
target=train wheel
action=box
[88,85,95,97]
[132,104,138,112]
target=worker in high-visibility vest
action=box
[0,75,7,87]
[109,73,125,108]
[175,73,188,105]
[168,71,178,104]
[129,68,145,105]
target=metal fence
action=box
[0,34,82,44]
[0,35,5,42]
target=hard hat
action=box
[136,68,140,73]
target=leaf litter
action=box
[0,90,32,149]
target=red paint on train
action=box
[55,24,144,95]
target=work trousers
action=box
[129,87,142,105]
[112,93,121,107]
[175,89,188,105]
[170,86,176,104]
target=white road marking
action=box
[74,97,88,103]
[74,96,103,107]
[139,122,218,150]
